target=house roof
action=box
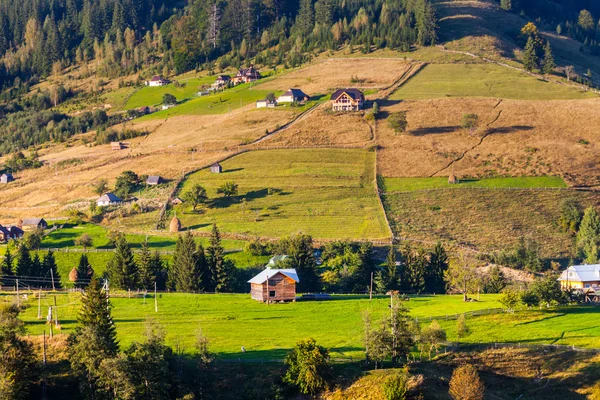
[22,218,46,226]
[281,88,307,98]
[216,75,231,80]
[331,88,364,101]
[237,66,261,78]
[146,176,162,184]
[559,265,600,282]
[97,193,122,203]
[150,75,164,82]
[0,225,23,236]
[248,268,299,284]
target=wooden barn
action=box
[19,218,48,231]
[330,88,364,111]
[248,268,299,303]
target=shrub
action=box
[449,365,484,400]
[283,338,331,395]
[499,289,520,311]
[382,369,409,400]
[388,111,408,134]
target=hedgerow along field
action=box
[175,148,391,240]
[7,293,503,359]
[390,64,597,100]
[382,188,600,257]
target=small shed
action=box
[170,216,182,233]
[146,176,164,186]
[20,218,48,231]
[0,173,14,184]
[210,163,223,174]
[111,142,125,150]
[256,99,276,108]
[248,268,299,303]
[97,192,122,207]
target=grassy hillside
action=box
[174,148,391,240]
[382,176,567,192]
[124,76,217,110]
[390,64,596,100]
[382,189,600,256]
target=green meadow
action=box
[124,75,217,110]
[382,176,567,192]
[10,293,503,359]
[175,148,391,240]
[390,64,597,100]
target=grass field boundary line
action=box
[376,62,427,101]
[381,186,584,195]
[37,246,243,255]
[374,150,394,242]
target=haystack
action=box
[69,268,78,282]
[448,172,458,184]
[170,216,182,233]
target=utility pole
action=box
[43,330,47,366]
[154,281,158,313]
[50,268,55,291]
[16,279,19,307]
[53,296,59,329]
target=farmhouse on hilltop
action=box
[558,264,600,289]
[0,173,14,184]
[19,218,48,231]
[277,88,309,103]
[146,75,169,87]
[232,65,261,84]
[330,88,364,111]
[249,267,299,303]
[213,75,231,88]
[0,225,23,242]
[97,192,122,207]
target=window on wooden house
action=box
[269,291,276,297]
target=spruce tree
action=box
[152,251,167,290]
[15,244,32,284]
[76,254,94,289]
[170,232,204,292]
[523,36,539,72]
[405,249,426,294]
[425,242,448,294]
[31,253,43,279]
[43,250,61,289]
[542,41,555,74]
[384,246,399,291]
[137,241,154,290]
[76,278,118,352]
[1,248,14,285]
[206,224,225,292]
[577,207,600,264]
[106,236,139,290]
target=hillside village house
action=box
[0,225,23,242]
[111,142,125,150]
[558,264,600,289]
[97,192,122,207]
[256,99,276,108]
[213,75,231,88]
[331,88,365,111]
[232,65,261,84]
[146,75,169,87]
[277,88,309,103]
[146,176,164,185]
[249,266,299,303]
[0,173,14,184]
[19,218,48,231]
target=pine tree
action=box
[405,249,426,294]
[137,241,154,290]
[170,232,204,292]
[106,236,139,290]
[15,244,32,283]
[425,243,448,294]
[297,0,315,35]
[151,251,167,290]
[523,36,539,72]
[577,207,600,264]
[43,250,61,289]
[206,224,225,292]
[76,278,118,352]
[542,41,555,74]
[1,248,14,285]
[384,246,399,291]
[76,254,94,289]
[30,253,43,283]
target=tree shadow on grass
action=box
[410,126,461,136]
[487,125,534,135]
[221,168,244,174]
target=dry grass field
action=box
[376,97,600,187]
[255,58,412,94]
[383,188,600,256]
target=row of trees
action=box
[0,245,61,289]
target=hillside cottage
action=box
[97,192,122,207]
[210,163,223,173]
[0,225,23,242]
[111,142,125,150]
[232,65,261,84]
[214,75,231,88]
[146,176,164,185]
[248,267,299,303]
[330,88,364,111]
[19,218,48,231]
[0,173,14,184]
[277,88,309,103]
[147,75,168,87]
[558,265,600,289]
[256,99,276,108]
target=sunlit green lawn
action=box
[382,176,567,192]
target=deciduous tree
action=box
[284,338,331,395]
[449,365,484,400]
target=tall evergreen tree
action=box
[170,232,205,292]
[577,206,600,264]
[138,241,154,290]
[1,248,14,285]
[76,254,94,289]
[43,250,61,289]
[542,40,555,74]
[206,224,225,292]
[405,248,426,294]
[278,233,319,292]
[15,244,32,283]
[425,242,448,294]
[523,36,539,71]
[152,251,167,290]
[106,236,139,290]
[75,279,118,351]
[31,253,43,279]
[297,0,315,35]
[383,246,399,291]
